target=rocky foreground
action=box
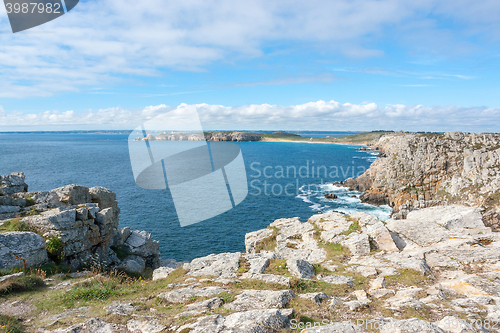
[2,171,500,332]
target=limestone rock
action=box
[0,172,28,196]
[105,301,138,315]
[241,273,291,286]
[123,230,160,268]
[317,274,354,287]
[184,252,240,278]
[245,228,273,253]
[298,292,331,304]
[158,286,225,303]
[224,289,295,311]
[302,322,367,332]
[341,233,371,256]
[152,266,175,281]
[286,258,315,279]
[127,319,165,333]
[49,184,91,207]
[0,231,48,269]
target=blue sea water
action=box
[0,133,390,261]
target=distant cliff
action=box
[342,132,500,228]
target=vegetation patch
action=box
[45,237,65,265]
[216,291,235,304]
[341,217,361,236]
[385,269,432,289]
[63,275,124,305]
[0,218,38,233]
[255,227,279,253]
[25,196,36,207]
[264,259,289,276]
[0,314,25,333]
[237,256,250,274]
[0,275,45,296]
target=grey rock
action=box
[286,258,315,279]
[119,255,146,274]
[177,297,223,317]
[0,231,48,269]
[407,205,484,231]
[184,252,241,278]
[175,314,224,333]
[126,319,165,333]
[437,316,486,333]
[158,286,225,303]
[160,258,183,269]
[224,308,290,332]
[104,301,138,315]
[44,317,129,332]
[152,266,175,281]
[224,289,295,311]
[123,230,160,268]
[317,274,354,287]
[0,205,21,214]
[0,272,24,283]
[241,273,291,286]
[341,233,371,256]
[90,186,118,211]
[49,184,91,207]
[378,318,444,333]
[0,172,28,196]
[344,300,369,311]
[298,292,331,304]
[245,228,274,253]
[302,322,367,332]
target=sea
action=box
[0,132,391,261]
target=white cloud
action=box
[1,0,499,97]
[1,101,499,132]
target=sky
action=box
[1,0,500,132]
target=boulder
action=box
[0,232,48,269]
[152,266,175,281]
[298,292,331,304]
[123,230,160,268]
[224,289,295,311]
[406,205,484,231]
[127,319,166,333]
[341,233,371,256]
[184,252,240,278]
[317,274,354,287]
[0,172,28,196]
[286,258,315,279]
[104,301,138,315]
[49,184,91,207]
[118,255,146,274]
[324,193,338,199]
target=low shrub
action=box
[63,276,123,304]
[45,237,64,265]
[0,218,37,233]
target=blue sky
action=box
[1,0,500,131]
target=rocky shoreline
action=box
[2,167,500,332]
[340,132,500,227]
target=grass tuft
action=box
[0,275,45,296]
[0,314,25,333]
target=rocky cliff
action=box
[0,173,161,273]
[343,132,500,226]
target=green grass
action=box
[340,219,361,236]
[264,259,289,276]
[62,275,124,306]
[385,269,432,288]
[254,227,279,253]
[0,314,25,333]
[46,237,64,265]
[0,275,45,296]
[216,291,235,304]
[0,218,38,233]
[25,197,36,207]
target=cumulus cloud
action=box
[1,101,499,132]
[0,0,499,97]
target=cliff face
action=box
[344,132,500,225]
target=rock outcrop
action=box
[0,175,162,272]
